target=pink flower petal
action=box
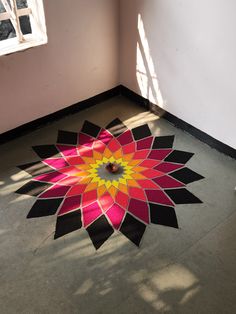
[97,129,113,145]
[83,201,102,227]
[78,133,94,147]
[57,145,78,157]
[136,137,153,150]
[107,138,121,152]
[117,130,133,145]
[139,160,161,168]
[115,191,129,209]
[67,184,87,197]
[154,162,184,173]
[34,171,67,183]
[99,192,114,212]
[145,189,174,206]
[122,142,136,155]
[106,204,125,229]
[39,184,71,198]
[153,176,185,188]
[128,199,149,224]
[43,158,69,170]
[58,195,81,216]
[148,149,172,161]
[128,187,147,201]
[82,190,97,208]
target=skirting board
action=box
[0,86,120,145]
[119,85,236,159]
[0,84,235,159]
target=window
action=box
[0,0,47,56]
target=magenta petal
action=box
[78,133,94,147]
[39,184,71,198]
[145,189,174,206]
[43,158,69,170]
[83,201,102,227]
[153,176,185,188]
[117,130,133,145]
[34,171,67,183]
[136,137,153,150]
[58,195,81,216]
[148,149,172,161]
[97,129,113,145]
[154,162,183,173]
[128,199,149,224]
[57,145,78,156]
[106,204,125,229]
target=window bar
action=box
[1,0,25,42]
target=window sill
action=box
[0,33,47,56]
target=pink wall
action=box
[0,0,119,133]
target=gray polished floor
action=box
[0,96,236,313]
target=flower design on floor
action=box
[16,119,204,249]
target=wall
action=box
[120,0,236,149]
[0,0,119,133]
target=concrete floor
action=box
[0,96,236,314]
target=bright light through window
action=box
[0,0,47,56]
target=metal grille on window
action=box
[0,0,31,42]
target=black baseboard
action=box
[1,84,235,159]
[120,85,236,159]
[0,86,120,145]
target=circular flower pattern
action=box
[16,119,204,249]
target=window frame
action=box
[0,0,47,56]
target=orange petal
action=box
[123,153,134,161]
[132,166,147,172]
[131,173,146,180]
[93,150,103,160]
[79,177,92,184]
[103,147,112,158]
[118,183,128,194]
[113,148,123,159]
[97,185,107,198]
[81,157,96,164]
[128,159,141,166]
[75,171,89,177]
[84,182,98,192]
[108,186,117,199]
[77,164,91,170]
[127,179,140,187]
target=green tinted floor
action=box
[0,96,236,313]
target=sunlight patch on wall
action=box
[136,14,165,108]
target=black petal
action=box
[132,124,151,140]
[105,118,128,137]
[165,150,194,164]
[18,161,52,176]
[150,203,178,228]
[57,130,78,145]
[27,198,63,218]
[165,188,203,204]
[54,210,82,239]
[81,120,101,138]
[120,213,146,247]
[86,215,114,250]
[32,145,61,159]
[15,181,52,196]
[152,136,175,149]
[170,168,204,184]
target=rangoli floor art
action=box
[16,119,204,250]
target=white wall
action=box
[120,0,236,149]
[0,0,119,133]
